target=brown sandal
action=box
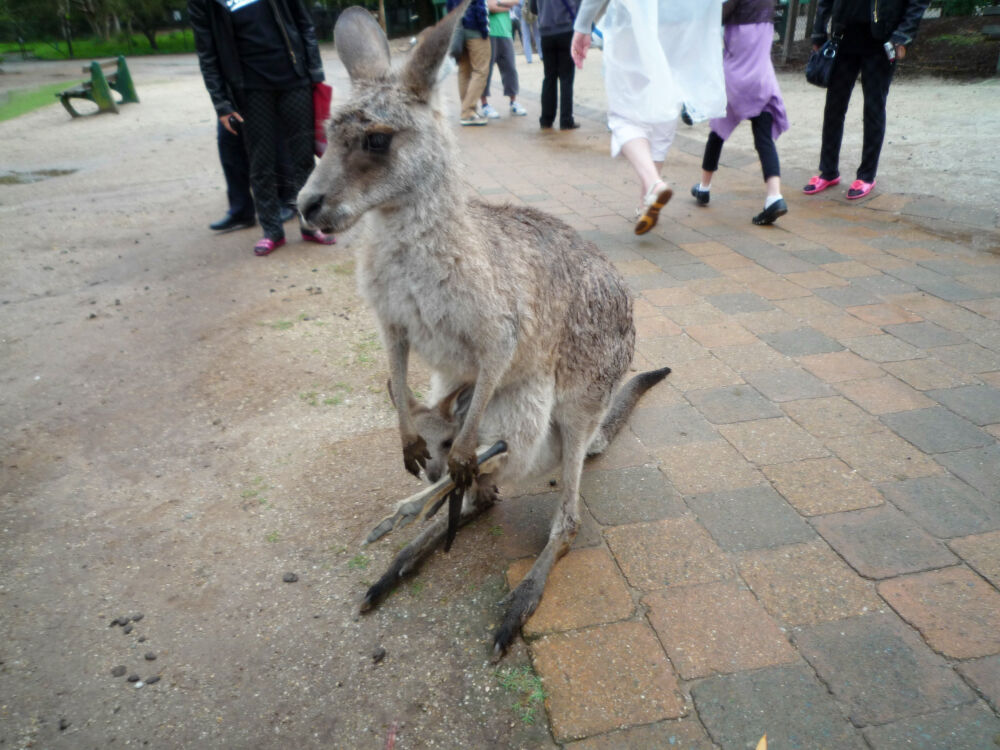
[634,181,673,235]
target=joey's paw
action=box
[447,449,478,491]
[402,436,430,477]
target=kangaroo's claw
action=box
[364,478,454,545]
[402,436,430,477]
[491,575,542,661]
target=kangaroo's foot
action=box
[402,435,430,477]
[492,576,543,660]
[364,476,455,545]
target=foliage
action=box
[935,0,984,16]
[495,665,546,725]
[0,29,193,58]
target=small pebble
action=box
[132,613,144,622]
[127,674,140,682]
[372,647,386,665]
[123,624,133,635]
[111,665,127,677]
[59,718,69,731]
[134,681,145,689]
[282,572,299,583]
[145,652,156,661]
[146,675,161,685]
[138,636,146,643]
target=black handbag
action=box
[805,37,839,87]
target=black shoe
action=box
[280,205,296,223]
[752,198,788,226]
[209,214,255,232]
[560,120,581,130]
[690,184,710,206]
[539,120,554,129]
[681,105,694,126]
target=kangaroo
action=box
[298,3,654,656]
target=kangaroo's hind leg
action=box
[492,410,598,659]
[360,478,500,613]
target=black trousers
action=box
[217,119,297,222]
[241,86,314,239]
[702,111,781,181]
[539,31,575,128]
[819,29,895,183]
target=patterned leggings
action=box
[241,86,314,239]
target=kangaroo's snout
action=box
[298,191,324,226]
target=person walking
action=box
[189,0,336,256]
[571,0,726,235]
[481,0,528,118]
[537,0,580,130]
[691,0,789,225]
[803,0,930,200]
[448,0,493,126]
[521,0,543,63]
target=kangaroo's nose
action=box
[298,193,323,225]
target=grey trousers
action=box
[483,35,519,99]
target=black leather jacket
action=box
[812,0,931,47]
[189,0,325,116]
[723,0,776,26]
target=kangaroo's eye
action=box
[441,439,453,451]
[363,132,392,154]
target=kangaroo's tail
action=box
[587,366,671,456]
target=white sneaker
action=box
[481,103,500,119]
[460,113,488,126]
[510,101,527,116]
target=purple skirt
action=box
[709,23,789,142]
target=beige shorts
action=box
[608,114,679,161]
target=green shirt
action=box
[488,10,512,37]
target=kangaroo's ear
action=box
[387,379,422,412]
[335,6,392,81]
[401,0,470,100]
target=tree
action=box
[114,0,183,50]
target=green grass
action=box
[348,554,370,571]
[930,32,981,46]
[0,30,195,61]
[495,665,546,725]
[0,81,79,122]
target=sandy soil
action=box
[0,47,997,748]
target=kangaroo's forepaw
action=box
[491,578,542,661]
[447,449,478,492]
[403,436,430,477]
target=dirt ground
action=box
[0,48,997,748]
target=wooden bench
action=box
[57,55,139,118]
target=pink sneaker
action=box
[253,237,286,256]
[301,228,336,245]
[802,175,841,195]
[846,179,876,200]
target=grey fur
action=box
[299,4,650,657]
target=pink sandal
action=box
[301,228,337,245]
[802,175,841,195]
[253,237,286,256]
[846,179,876,200]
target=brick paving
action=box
[439,62,1000,747]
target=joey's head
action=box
[298,4,466,233]
[390,381,471,483]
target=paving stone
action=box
[844,334,925,362]
[878,566,1000,659]
[679,240,730,257]
[493,492,602,560]
[792,613,974,726]
[719,418,829,465]
[585,428,653,472]
[667,262,720,282]
[655,441,766,494]
[852,274,918,297]
[845,303,922,327]
[793,247,850,265]
[957,656,1000,713]
[665,356,745,391]
[634,314,684,339]
[883,321,968,348]
[881,407,994,454]
[927,384,1000,426]
[738,540,884,626]
[881,356,980,390]
[704,291,775,314]
[811,505,957,579]
[531,622,684,742]
[824,260,882,278]
[797,350,885,383]
[786,269,850,289]
[581,465,685,525]
[836,375,936,414]
[813,284,884,308]
[506,548,634,637]
[826,430,943,482]
[636,334,711,367]
[692,665,865,750]
[879,476,1000,538]
[687,485,814,552]
[685,321,758,348]
[949,530,1000,588]
[936,443,1000,497]
[930,343,1000,373]
[914,279,988,303]
[686,277,746,297]
[643,286,701,307]
[664,301,731,327]
[628,403,720,449]
[627,272,683,292]
[742,367,836,402]
[781,396,883,440]
[969,327,1000,353]
[760,327,845,356]
[863,702,1000,750]
[733,308,804,334]
[604,517,731,590]
[565,721,714,750]
[810,313,883,340]
[685,384,783,424]
[712,342,794,373]
[764,457,884,516]
[644,581,797,679]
